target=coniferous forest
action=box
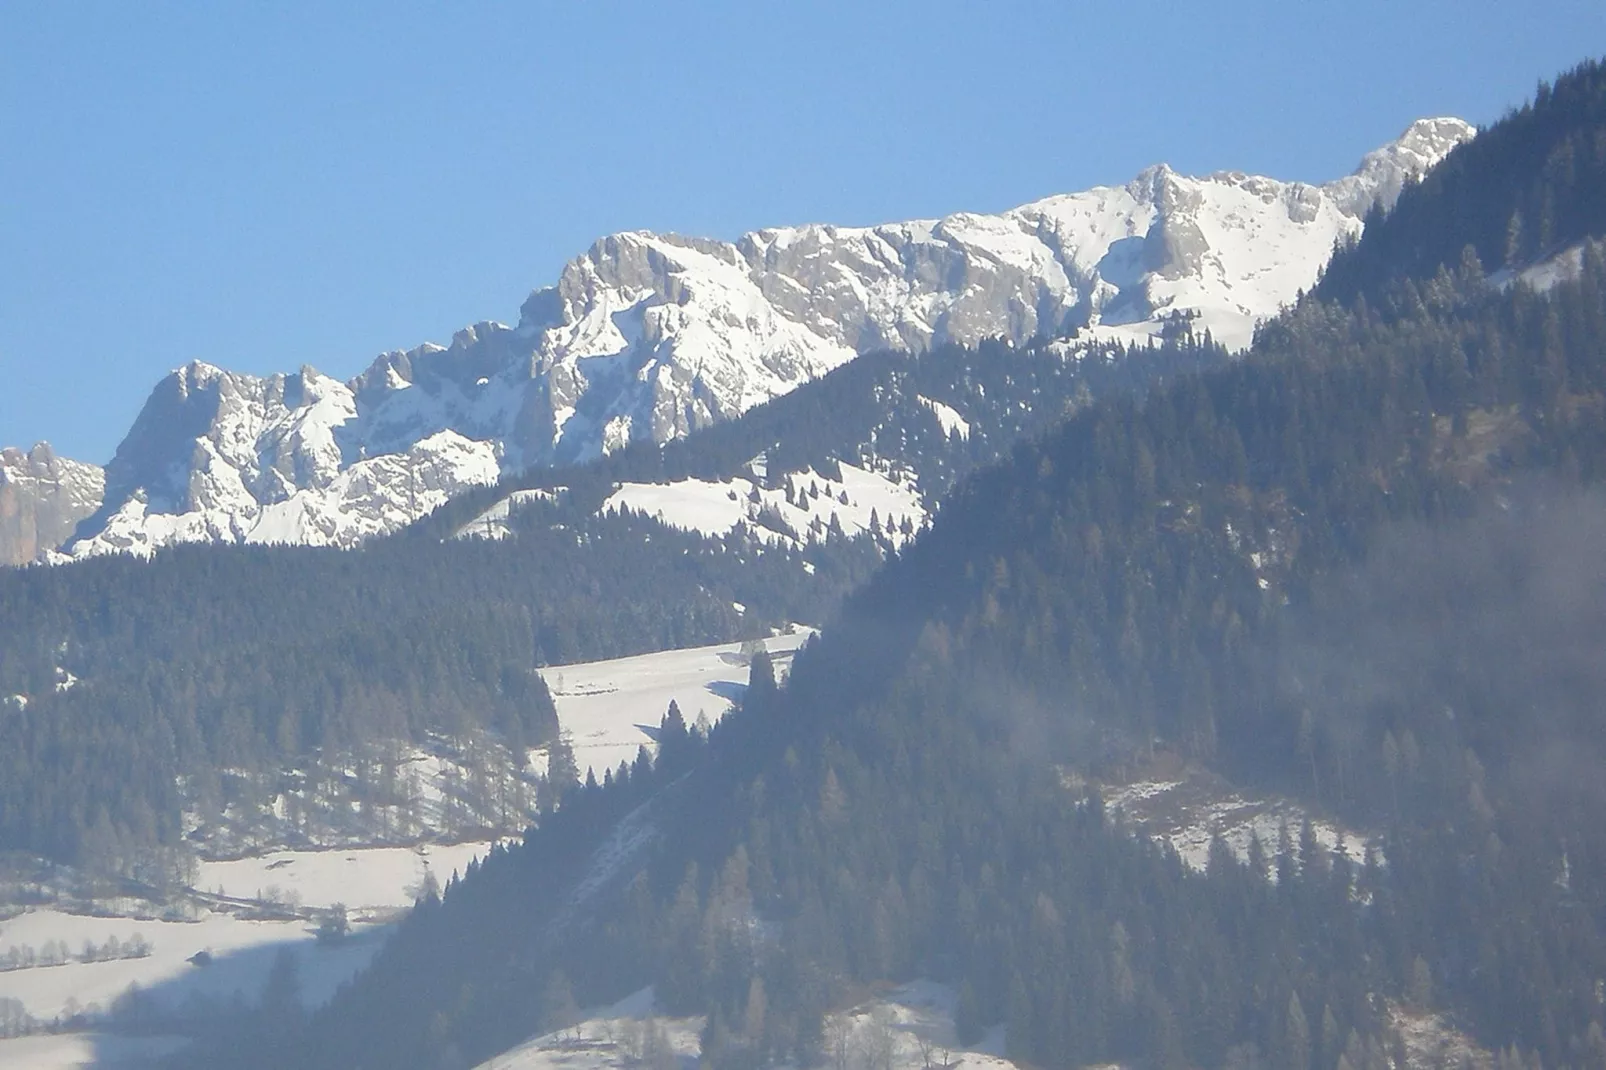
[0,321,1213,866]
[154,59,1606,1070]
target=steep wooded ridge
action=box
[202,61,1606,1070]
[0,119,1469,565]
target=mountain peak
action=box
[1328,116,1475,216]
[37,118,1475,561]
[0,441,105,565]
[1397,116,1478,150]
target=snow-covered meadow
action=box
[0,841,495,1025]
[543,628,814,780]
[193,841,491,918]
[600,461,926,550]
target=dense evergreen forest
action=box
[0,317,1212,867]
[186,62,1606,1070]
[1318,58,1606,306]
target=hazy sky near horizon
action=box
[4,2,1603,463]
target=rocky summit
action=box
[0,444,105,566]
[7,118,1474,563]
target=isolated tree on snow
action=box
[317,903,349,945]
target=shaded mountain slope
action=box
[264,184,1606,1070]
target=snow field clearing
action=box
[1101,768,1371,874]
[600,460,926,549]
[1389,1004,1495,1070]
[917,395,970,440]
[542,629,814,781]
[475,987,702,1070]
[455,487,567,540]
[475,981,1019,1070]
[0,906,378,1022]
[0,840,496,1064]
[0,1032,189,1070]
[194,840,493,916]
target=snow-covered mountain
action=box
[0,444,104,565]
[67,360,501,558]
[20,118,1473,561]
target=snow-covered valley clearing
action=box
[1097,767,1372,873]
[0,629,811,1067]
[0,841,488,1060]
[0,840,491,1069]
[475,981,1018,1070]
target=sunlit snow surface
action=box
[476,981,1018,1070]
[542,629,814,780]
[192,841,491,916]
[50,120,1472,562]
[0,1033,189,1070]
[601,462,925,548]
[918,395,970,440]
[1100,769,1371,874]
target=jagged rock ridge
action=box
[14,118,1474,561]
[0,444,104,566]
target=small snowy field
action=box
[194,840,490,920]
[0,906,379,1022]
[1099,767,1372,874]
[476,981,1023,1070]
[542,629,813,780]
[0,1032,189,1070]
[600,460,926,550]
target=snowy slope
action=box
[39,118,1472,560]
[598,461,925,550]
[0,1033,189,1070]
[474,981,1019,1070]
[542,629,813,780]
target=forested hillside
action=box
[0,323,1213,869]
[212,66,1606,1070]
[1318,58,1606,305]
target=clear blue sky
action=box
[3,2,1602,464]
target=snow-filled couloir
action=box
[34,118,1472,560]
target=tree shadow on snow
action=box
[84,919,395,1067]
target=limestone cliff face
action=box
[493,117,1473,467]
[0,444,104,565]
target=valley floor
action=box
[0,629,815,1069]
